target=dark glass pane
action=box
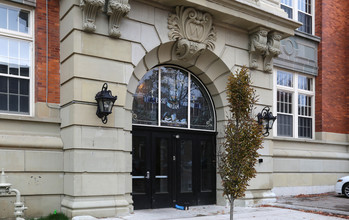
[0,63,8,74]
[20,96,29,113]
[9,78,18,94]
[0,76,7,93]
[155,138,168,193]
[180,140,192,193]
[201,140,213,192]
[281,5,293,19]
[132,68,159,125]
[298,12,312,34]
[298,117,312,138]
[132,136,147,194]
[0,94,7,110]
[19,10,29,33]
[20,79,29,95]
[9,94,18,111]
[277,114,293,137]
[0,6,6,29]
[8,9,18,32]
[20,66,29,76]
[190,77,214,130]
[161,67,188,128]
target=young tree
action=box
[218,67,264,220]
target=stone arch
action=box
[126,41,233,137]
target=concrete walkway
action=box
[73,205,345,220]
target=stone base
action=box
[217,189,276,207]
[61,196,131,218]
[272,185,334,197]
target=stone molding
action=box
[168,6,216,60]
[106,0,131,38]
[249,27,282,73]
[80,0,105,32]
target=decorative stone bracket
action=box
[106,0,130,38]
[168,6,217,60]
[80,0,105,32]
[80,0,130,38]
[249,27,282,73]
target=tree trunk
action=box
[230,198,235,220]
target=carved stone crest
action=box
[107,0,131,38]
[168,6,216,60]
[80,0,105,32]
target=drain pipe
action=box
[0,169,27,220]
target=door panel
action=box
[132,127,216,209]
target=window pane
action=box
[20,41,30,60]
[19,10,29,33]
[281,5,293,19]
[0,38,8,57]
[277,114,293,137]
[161,67,188,128]
[8,9,18,32]
[201,140,213,192]
[190,77,214,130]
[155,138,168,193]
[281,0,292,7]
[0,59,8,74]
[20,79,29,95]
[9,94,18,111]
[0,6,7,29]
[298,76,312,91]
[277,91,292,114]
[9,78,18,94]
[180,140,192,193]
[298,117,312,138]
[0,76,7,93]
[298,12,312,34]
[298,94,312,116]
[20,96,29,113]
[9,40,19,58]
[277,70,293,87]
[132,136,147,194]
[0,94,7,110]
[298,0,311,14]
[132,68,159,125]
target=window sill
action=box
[0,113,60,124]
[294,30,321,42]
[272,136,349,146]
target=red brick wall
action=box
[315,0,349,134]
[35,0,60,104]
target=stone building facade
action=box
[0,0,348,219]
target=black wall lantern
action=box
[95,83,117,124]
[257,106,277,136]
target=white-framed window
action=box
[0,2,34,115]
[274,69,315,139]
[280,0,314,35]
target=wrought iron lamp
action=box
[95,83,117,124]
[257,106,277,136]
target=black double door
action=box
[132,127,216,210]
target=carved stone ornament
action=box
[168,6,216,60]
[107,0,131,38]
[249,27,269,69]
[80,0,105,32]
[264,31,282,73]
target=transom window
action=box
[281,0,313,34]
[0,3,33,115]
[132,66,215,131]
[275,70,314,138]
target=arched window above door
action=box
[132,66,215,131]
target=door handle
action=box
[145,171,150,179]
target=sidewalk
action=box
[73,205,345,220]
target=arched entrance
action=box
[132,65,216,209]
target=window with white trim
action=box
[275,70,314,139]
[0,3,33,115]
[280,0,314,34]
